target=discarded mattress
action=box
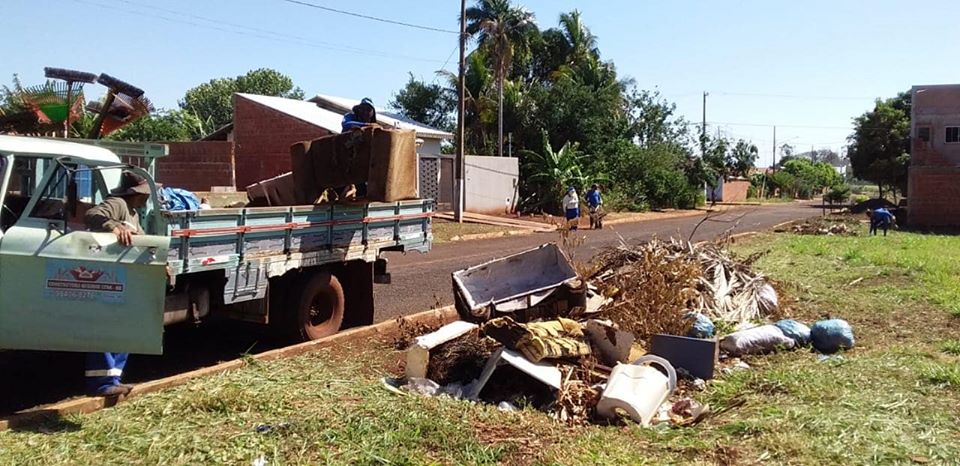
[452,243,579,320]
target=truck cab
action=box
[0,135,170,354]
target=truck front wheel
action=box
[293,272,345,341]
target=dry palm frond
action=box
[592,237,782,329]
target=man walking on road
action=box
[82,170,151,396]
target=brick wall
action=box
[721,179,751,202]
[153,141,235,191]
[233,95,332,190]
[908,167,960,226]
[908,85,960,227]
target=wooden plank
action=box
[0,306,458,431]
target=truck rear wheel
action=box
[293,272,345,341]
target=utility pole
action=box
[772,125,777,170]
[454,0,467,223]
[701,91,708,157]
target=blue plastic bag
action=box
[775,319,811,346]
[160,187,201,211]
[685,312,715,339]
[810,319,855,354]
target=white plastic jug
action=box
[596,355,677,425]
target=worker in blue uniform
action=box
[586,183,603,229]
[341,97,378,131]
[867,208,896,236]
[82,171,151,396]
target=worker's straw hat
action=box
[111,170,151,196]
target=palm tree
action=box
[558,10,598,66]
[466,0,536,157]
[438,50,497,154]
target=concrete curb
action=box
[448,228,542,242]
[0,306,458,431]
[447,207,743,241]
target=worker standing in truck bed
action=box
[82,170,150,396]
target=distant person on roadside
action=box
[81,170,151,396]
[199,197,212,210]
[867,208,895,236]
[341,97,378,132]
[586,183,603,229]
[562,186,580,231]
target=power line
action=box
[279,0,458,34]
[713,91,878,101]
[69,0,447,63]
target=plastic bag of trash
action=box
[810,319,855,354]
[775,319,811,346]
[720,324,795,356]
[757,283,779,314]
[685,312,715,338]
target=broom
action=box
[87,73,146,139]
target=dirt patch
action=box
[393,317,441,350]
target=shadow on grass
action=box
[5,409,84,434]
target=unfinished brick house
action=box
[909,85,960,227]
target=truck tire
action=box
[294,272,345,341]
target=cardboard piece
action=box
[465,348,563,399]
[649,334,719,380]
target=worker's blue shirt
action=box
[341,113,371,132]
[586,190,602,207]
[873,208,894,223]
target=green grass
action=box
[3,225,960,465]
[941,340,960,356]
[431,219,522,243]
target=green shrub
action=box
[824,184,852,204]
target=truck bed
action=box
[163,199,433,276]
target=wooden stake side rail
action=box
[163,200,435,275]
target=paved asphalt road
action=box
[0,202,816,415]
[373,202,816,321]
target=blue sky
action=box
[2,0,957,166]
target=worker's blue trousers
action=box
[85,352,128,394]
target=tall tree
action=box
[727,139,759,177]
[557,10,598,66]
[389,74,455,132]
[107,109,206,142]
[180,68,304,134]
[466,0,536,156]
[847,91,911,198]
[438,49,497,154]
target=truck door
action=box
[0,162,169,354]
